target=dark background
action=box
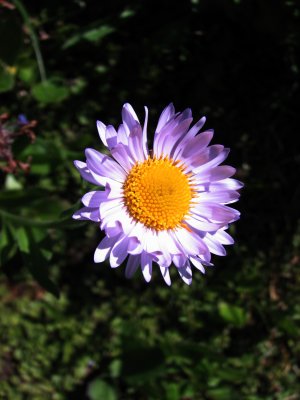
[0,1,300,399]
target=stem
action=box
[0,208,79,228]
[13,0,47,82]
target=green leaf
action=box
[0,64,15,93]
[83,26,115,42]
[32,80,69,104]
[21,230,59,297]
[218,367,247,383]
[109,359,121,378]
[120,9,135,19]
[69,77,87,95]
[206,387,239,400]
[87,379,117,400]
[218,302,248,328]
[18,61,37,84]
[0,221,17,266]
[15,226,30,254]
[30,163,51,175]
[278,317,299,337]
[4,174,23,190]
[0,223,10,265]
[7,225,31,255]
[164,383,181,400]
[0,224,9,251]
[63,25,115,49]
[40,248,52,261]
[31,227,47,243]
[62,33,81,49]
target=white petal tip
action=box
[94,252,104,263]
[72,211,82,220]
[74,160,85,168]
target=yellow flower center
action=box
[123,157,193,231]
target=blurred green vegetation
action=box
[0,0,300,399]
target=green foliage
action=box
[32,80,69,104]
[0,65,15,93]
[1,0,300,399]
[1,235,300,399]
[63,24,115,49]
[87,379,117,400]
[218,302,248,328]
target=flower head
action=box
[73,104,243,285]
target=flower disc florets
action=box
[123,157,194,230]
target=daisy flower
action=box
[73,103,243,285]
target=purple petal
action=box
[203,235,226,256]
[110,235,130,268]
[155,251,172,268]
[160,266,171,286]
[127,124,147,161]
[212,230,234,245]
[162,118,193,157]
[111,143,135,173]
[171,117,207,160]
[97,120,107,146]
[94,236,117,263]
[173,254,187,268]
[194,165,236,184]
[122,103,140,131]
[101,209,127,233]
[155,103,175,133]
[105,125,118,150]
[127,236,143,255]
[174,228,208,256]
[82,191,107,207]
[199,190,240,204]
[117,124,129,145]
[182,145,224,173]
[141,252,152,282]
[85,148,126,182]
[194,203,240,223]
[190,256,206,273]
[178,261,192,285]
[142,106,149,157]
[186,216,223,232]
[193,147,230,174]
[104,220,123,238]
[175,129,214,161]
[125,255,140,278]
[74,160,103,186]
[72,206,100,222]
[185,116,206,140]
[180,108,193,120]
[209,178,244,191]
[153,114,193,158]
